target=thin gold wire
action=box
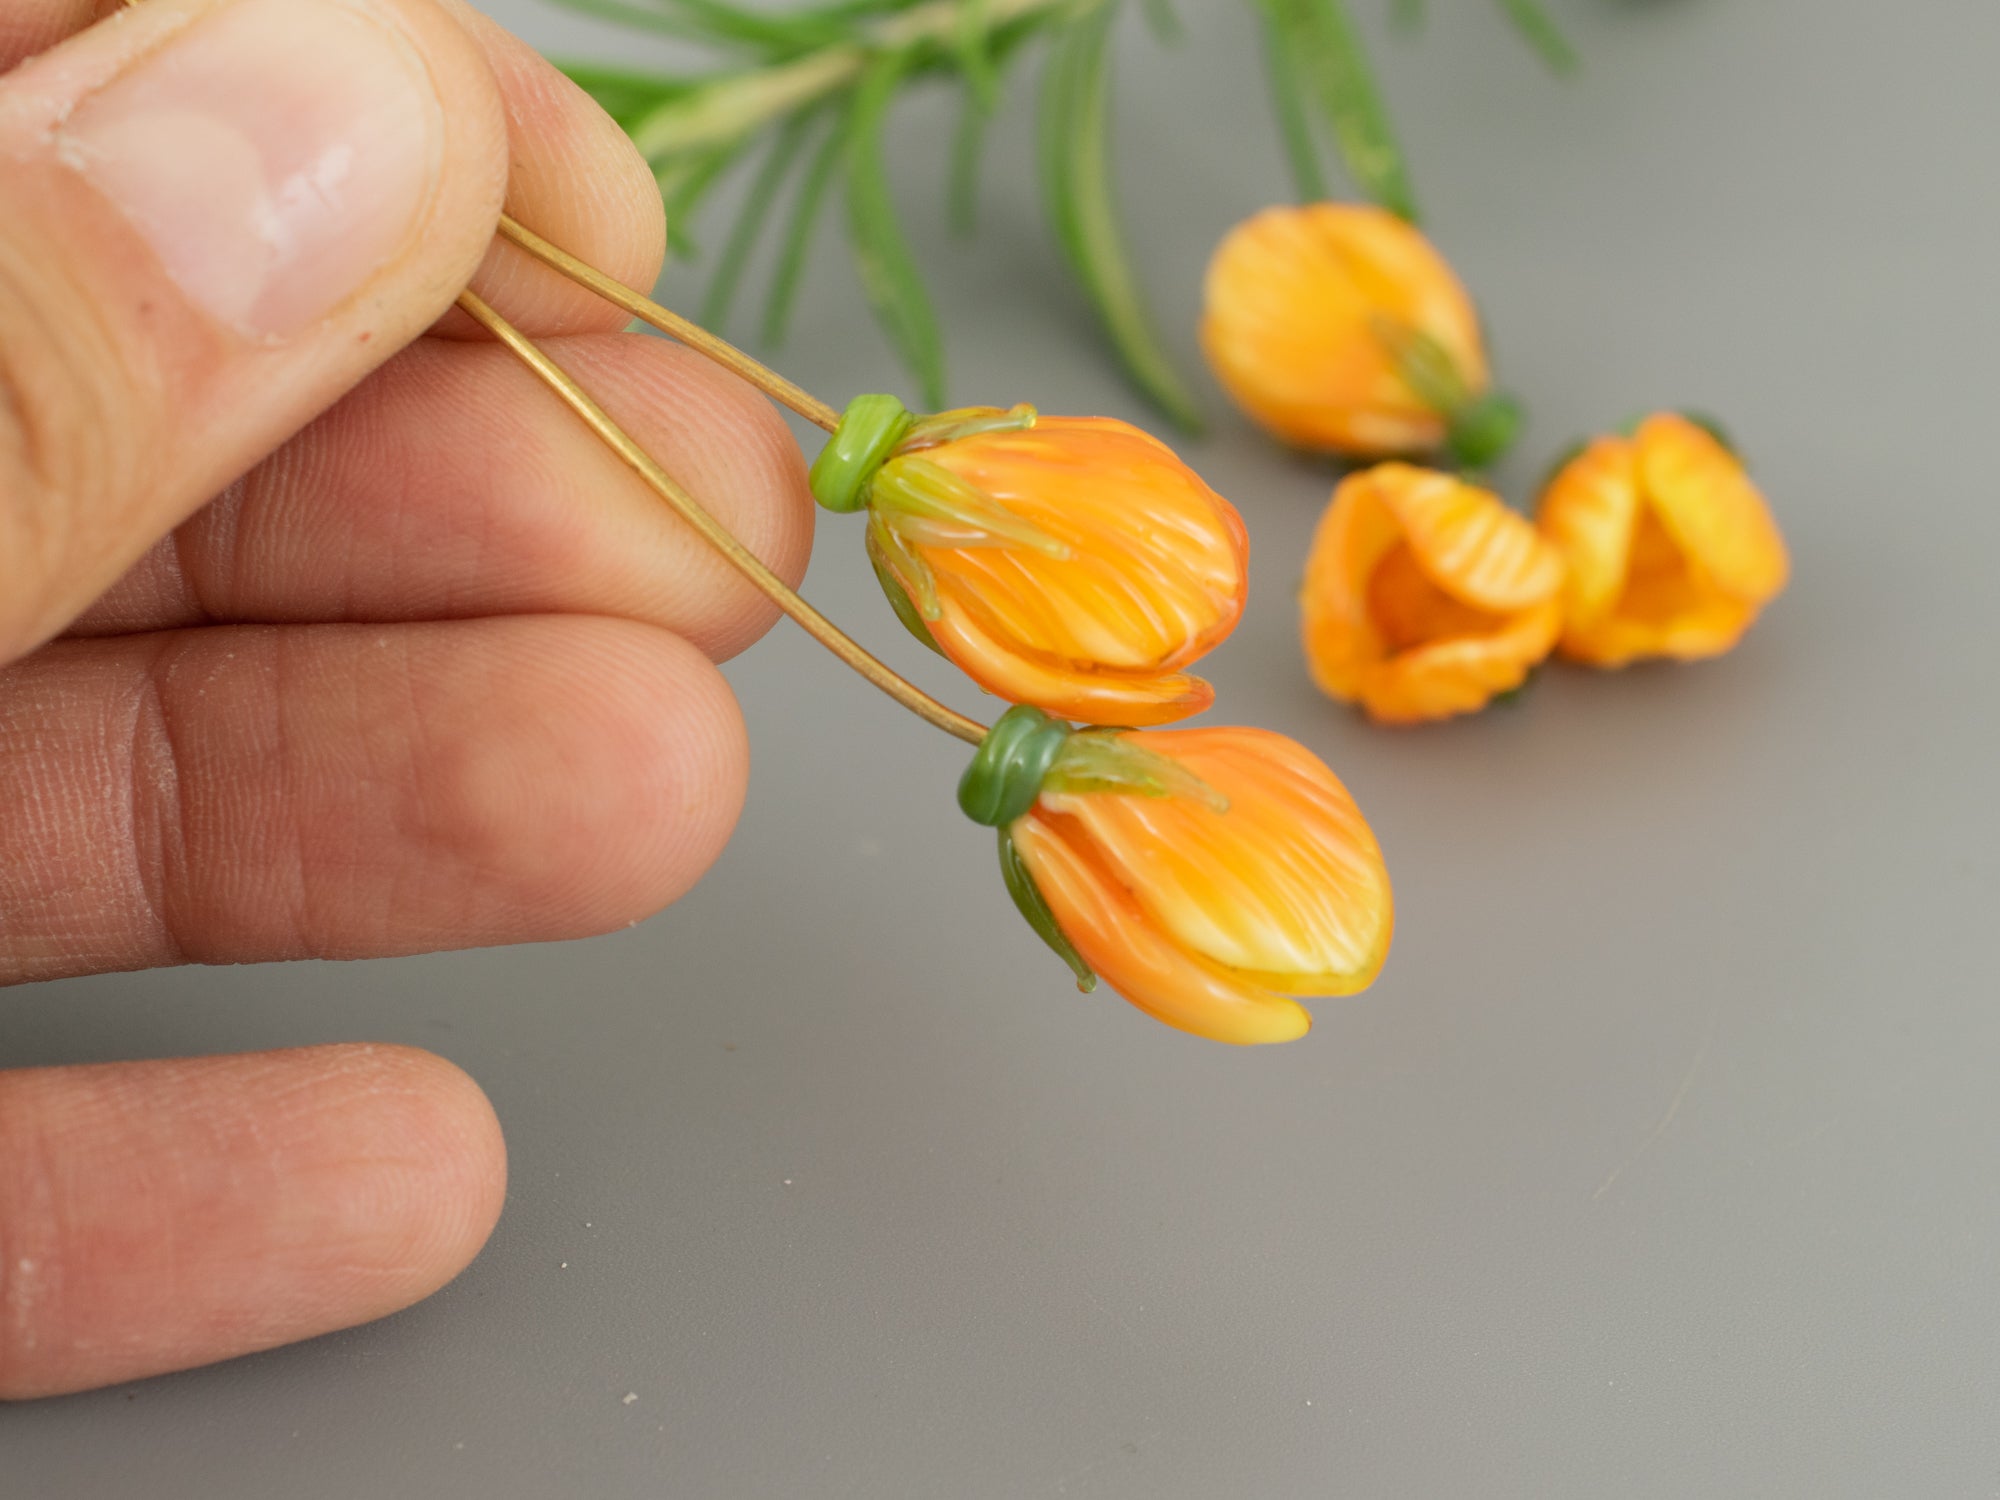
[454,289,987,746]
[112,0,977,741]
[495,213,842,433]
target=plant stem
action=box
[456,288,988,747]
[624,0,1079,161]
[497,214,844,432]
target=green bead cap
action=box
[1371,314,1523,471]
[957,705,1074,829]
[1445,391,1526,471]
[808,394,915,513]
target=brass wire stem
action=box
[454,289,987,747]
[113,0,982,741]
[495,214,842,433]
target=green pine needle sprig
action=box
[546,0,1576,428]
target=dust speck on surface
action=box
[622,1392,639,1406]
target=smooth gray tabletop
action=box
[7,1,1999,1495]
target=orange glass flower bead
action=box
[1201,203,1516,466]
[987,722,1393,1046]
[1301,463,1564,724]
[861,411,1250,727]
[1537,413,1789,667]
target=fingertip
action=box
[431,0,666,338]
[568,337,817,660]
[1,620,754,980]
[426,617,750,939]
[0,1043,508,1399]
[314,1043,508,1299]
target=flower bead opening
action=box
[1537,412,1789,667]
[1301,463,1565,724]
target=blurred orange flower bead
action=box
[1008,727,1393,1046]
[1537,413,1789,667]
[870,415,1249,727]
[1201,203,1502,461]
[1302,464,1563,724]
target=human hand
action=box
[0,0,813,1397]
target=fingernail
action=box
[57,0,443,338]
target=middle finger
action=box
[68,332,816,661]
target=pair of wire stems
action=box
[462,216,990,746]
[97,3,987,743]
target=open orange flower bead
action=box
[1201,203,1508,463]
[1302,464,1564,724]
[1004,726,1393,1046]
[1537,413,1789,667]
[866,414,1249,727]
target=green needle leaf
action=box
[540,0,724,44]
[1493,0,1579,76]
[558,63,702,133]
[1139,0,1182,45]
[643,0,854,51]
[1284,0,1420,221]
[948,85,992,235]
[1038,4,1203,432]
[953,0,1001,111]
[703,112,819,333]
[1255,6,1327,202]
[762,110,845,346]
[844,51,949,408]
[660,144,745,259]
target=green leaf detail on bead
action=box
[1043,731,1229,814]
[998,829,1098,993]
[865,525,946,655]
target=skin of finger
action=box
[67,335,816,662]
[0,1043,506,1400]
[432,0,668,340]
[0,614,748,984]
[1,0,666,341]
[0,0,111,72]
[0,0,508,664]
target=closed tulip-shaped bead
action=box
[1201,203,1519,467]
[812,399,1250,727]
[961,709,1393,1046]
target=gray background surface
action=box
[6,0,2000,1495]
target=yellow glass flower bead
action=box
[1201,202,1518,466]
[816,398,1250,727]
[962,710,1394,1047]
[1537,413,1790,667]
[1301,463,1564,724]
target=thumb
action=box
[0,0,508,661]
